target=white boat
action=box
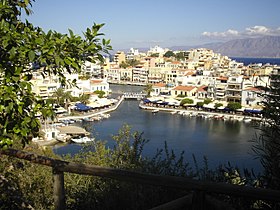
[152,109,159,113]
[243,117,252,123]
[56,133,71,143]
[71,136,95,144]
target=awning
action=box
[244,109,262,114]
[75,103,93,111]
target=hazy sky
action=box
[23,0,280,50]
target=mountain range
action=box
[170,36,280,58]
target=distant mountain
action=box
[170,36,280,58]
[212,36,280,58]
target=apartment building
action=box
[226,76,243,103]
[31,75,60,99]
[82,60,102,77]
[241,87,264,108]
[114,51,126,65]
[132,66,149,83]
[148,67,164,84]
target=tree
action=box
[52,88,72,108]
[175,52,185,61]
[78,93,90,104]
[226,102,241,111]
[214,103,223,109]
[252,74,280,190]
[180,98,194,106]
[94,90,105,98]
[143,84,153,97]
[0,0,111,148]
[163,51,175,58]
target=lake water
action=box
[53,84,263,173]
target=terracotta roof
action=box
[173,86,196,91]
[217,77,228,81]
[90,80,103,84]
[197,86,208,92]
[153,83,166,88]
[186,71,196,76]
[245,87,263,92]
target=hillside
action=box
[170,36,280,58]
[211,36,280,58]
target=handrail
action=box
[1,148,280,209]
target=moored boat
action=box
[71,136,95,144]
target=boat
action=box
[152,109,159,113]
[243,117,252,123]
[56,133,71,143]
[71,136,95,144]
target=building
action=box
[114,51,126,65]
[241,87,264,108]
[226,76,243,103]
[170,85,197,98]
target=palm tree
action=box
[52,88,72,109]
[79,93,90,104]
[144,84,153,97]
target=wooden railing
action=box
[1,148,280,210]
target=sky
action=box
[23,0,280,50]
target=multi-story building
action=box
[120,68,133,81]
[82,60,102,78]
[132,65,148,83]
[214,77,228,101]
[226,76,243,103]
[126,48,140,60]
[241,87,264,108]
[113,51,126,65]
[148,67,164,84]
[30,73,61,99]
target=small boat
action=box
[152,109,159,113]
[71,136,95,144]
[56,133,71,143]
[243,117,252,123]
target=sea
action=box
[230,57,280,66]
[53,58,280,173]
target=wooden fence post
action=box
[53,169,65,210]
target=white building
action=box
[241,87,264,108]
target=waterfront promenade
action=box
[57,94,262,123]
[138,101,263,122]
[57,95,125,121]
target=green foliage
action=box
[119,59,140,68]
[163,50,175,58]
[180,98,194,106]
[214,102,223,108]
[203,98,212,104]
[175,52,185,61]
[252,74,280,191]
[0,125,270,209]
[144,83,153,97]
[52,88,72,107]
[78,93,90,104]
[196,101,204,107]
[94,90,105,98]
[150,53,159,57]
[226,102,241,111]
[0,0,111,148]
